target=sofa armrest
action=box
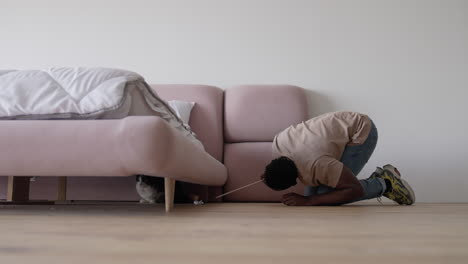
[0,116,227,186]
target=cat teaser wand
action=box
[215,179,264,199]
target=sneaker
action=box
[379,164,416,205]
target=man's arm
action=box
[282,166,364,206]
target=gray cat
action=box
[136,175,164,204]
[136,175,203,204]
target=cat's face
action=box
[136,178,153,191]
[136,175,164,202]
[136,175,164,189]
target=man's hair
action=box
[263,156,298,191]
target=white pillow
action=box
[167,100,196,125]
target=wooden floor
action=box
[0,203,467,264]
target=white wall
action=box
[1,0,467,202]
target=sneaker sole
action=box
[399,177,416,205]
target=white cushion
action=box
[168,100,195,125]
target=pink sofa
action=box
[0,84,308,205]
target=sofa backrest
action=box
[224,85,309,143]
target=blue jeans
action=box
[304,121,386,204]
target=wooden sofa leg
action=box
[7,176,30,202]
[164,178,175,212]
[57,177,67,201]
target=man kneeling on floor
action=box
[262,111,415,206]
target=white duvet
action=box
[0,67,203,149]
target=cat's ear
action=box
[136,175,142,182]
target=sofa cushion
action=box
[223,142,305,202]
[224,85,308,143]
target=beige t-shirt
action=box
[272,111,372,188]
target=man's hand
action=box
[281,166,364,206]
[282,193,311,206]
